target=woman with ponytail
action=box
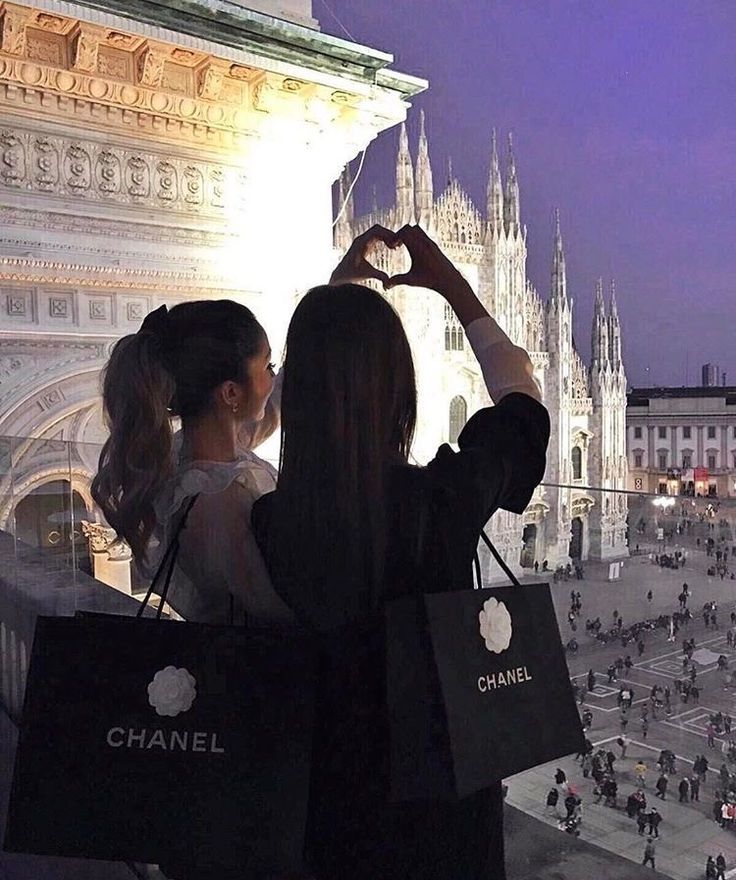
[92,300,292,626]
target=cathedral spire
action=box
[503,132,520,233]
[608,278,622,367]
[339,164,354,223]
[414,110,433,228]
[487,128,504,231]
[591,278,609,368]
[395,121,415,225]
[334,164,353,248]
[550,208,567,305]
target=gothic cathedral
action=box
[335,115,628,573]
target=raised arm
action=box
[386,224,541,404]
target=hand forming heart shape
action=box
[330,223,458,293]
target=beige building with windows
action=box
[627,386,736,497]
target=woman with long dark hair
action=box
[92,299,292,625]
[252,224,550,879]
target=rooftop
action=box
[628,386,736,405]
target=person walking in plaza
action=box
[691,773,701,802]
[636,808,648,835]
[708,722,717,749]
[618,734,629,759]
[655,772,668,800]
[635,760,647,788]
[587,668,596,694]
[679,776,691,802]
[716,853,727,880]
[251,224,550,880]
[647,807,662,838]
[642,837,656,869]
[707,856,718,880]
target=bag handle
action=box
[475,528,522,588]
[137,495,199,620]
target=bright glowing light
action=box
[651,496,675,509]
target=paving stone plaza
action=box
[507,494,736,878]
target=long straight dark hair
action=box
[275,284,417,605]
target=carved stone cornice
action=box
[0,205,230,247]
[0,256,236,294]
[0,1,394,150]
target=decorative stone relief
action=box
[31,137,59,191]
[71,26,99,73]
[0,131,26,187]
[137,46,166,87]
[1,7,30,56]
[49,297,68,318]
[0,127,243,216]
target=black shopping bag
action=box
[4,614,316,870]
[386,532,583,801]
[4,496,316,871]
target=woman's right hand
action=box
[384,224,465,295]
[387,225,487,327]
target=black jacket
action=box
[252,393,550,880]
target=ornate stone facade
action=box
[336,119,629,570]
[0,0,424,523]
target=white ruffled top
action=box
[145,373,295,626]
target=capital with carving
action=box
[71,24,101,73]
[1,4,31,56]
[137,45,167,88]
[81,520,131,560]
[198,61,228,101]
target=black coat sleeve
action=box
[425,392,550,538]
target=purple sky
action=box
[319,0,735,387]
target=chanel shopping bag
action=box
[386,531,583,801]
[4,497,317,871]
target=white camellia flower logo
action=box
[478,597,513,654]
[147,666,197,717]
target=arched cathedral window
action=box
[449,395,467,444]
[572,446,583,481]
[444,304,464,350]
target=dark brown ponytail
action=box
[92,328,175,561]
[92,300,265,560]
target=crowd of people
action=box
[556,548,736,878]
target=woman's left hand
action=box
[329,224,398,286]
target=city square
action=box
[508,495,736,878]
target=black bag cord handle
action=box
[478,527,522,588]
[418,488,521,590]
[136,495,199,620]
